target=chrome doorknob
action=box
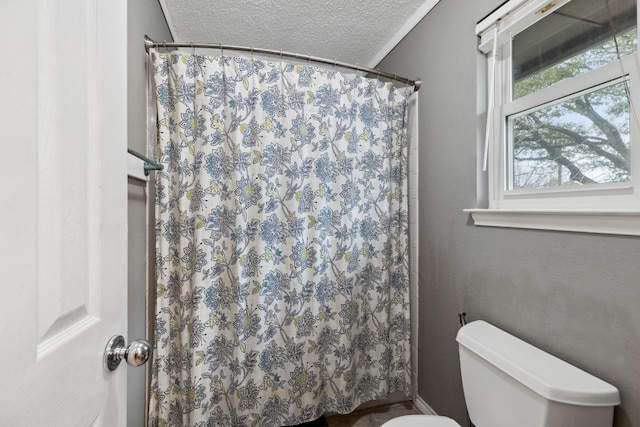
[103,335,153,372]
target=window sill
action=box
[464,209,640,236]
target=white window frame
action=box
[467,0,640,236]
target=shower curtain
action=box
[148,51,414,427]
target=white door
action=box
[0,0,129,425]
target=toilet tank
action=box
[456,321,620,427]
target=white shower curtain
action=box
[148,51,415,426]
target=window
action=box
[469,0,640,235]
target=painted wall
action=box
[127,1,172,425]
[379,1,640,425]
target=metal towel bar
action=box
[127,148,163,176]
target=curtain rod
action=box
[144,36,420,91]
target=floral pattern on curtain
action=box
[148,52,413,427]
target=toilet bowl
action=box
[381,415,460,427]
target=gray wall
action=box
[127,1,171,425]
[379,1,640,425]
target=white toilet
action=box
[382,320,620,427]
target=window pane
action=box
[513,0,637,99]
[508,80,630,190]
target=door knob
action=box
[103,335,153,372]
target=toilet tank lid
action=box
[456,321,620,407]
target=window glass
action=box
[508,79,630,189]
[513,0,637,99]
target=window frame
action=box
[468,0,640,236]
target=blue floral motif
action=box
[260,85,285,117]
[295,308,316,338]
[164,271,183,305]
[314,83,341,115]
[356,373,378,396]
[205,71,236,108]
[360,263,382,286]
[261,396,289,426]
[347,245,360,273]
[240,247,261,278]
[241,118,262,147]
[150,52,413,427]
[184,55,203,78]
[204,278,234,311]
[391,270,408,292]
[314,153,338,183]
[361,151,383,180]
[181,242,208,273]
[156,82,176,111]
[176,80,196,105]
[346,129,361,154]
[259,341,287,373]
[188,182,206,212]
[316,207,335,231]
[340,180,361,208]
[162,212,181,245]
[180,377,206,411]
[233,150,252,173]
[316,327,340,354]
[234,177,262,208]
[297,66,315,87]
[391,164,404,186]
[155,58,170,76]
[260,214,289,246]
[297,184,316,213]
[238,379,260,411]
[205,335,235,370]
[355,325,378,352]
[237,57,265,77]
[288,89,306,111]
[204,147,234,180]
[179,108,206,138]
[291,115,316,145]
[291,241,317,270]
[259,270,289,305]
[288,365,317,393]
[234,307,262,339]
[339,300,359,326]
[261,142,291,175]
[359,100,380,128]
[359,217,381,242]
[206,205,235,239]
[315,275,337,305]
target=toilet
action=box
[382,320,620,427]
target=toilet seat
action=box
[380,415,461,427]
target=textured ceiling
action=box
[159,0,440,68]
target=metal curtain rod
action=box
[128,148,164,176]
[144,36,420,91]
